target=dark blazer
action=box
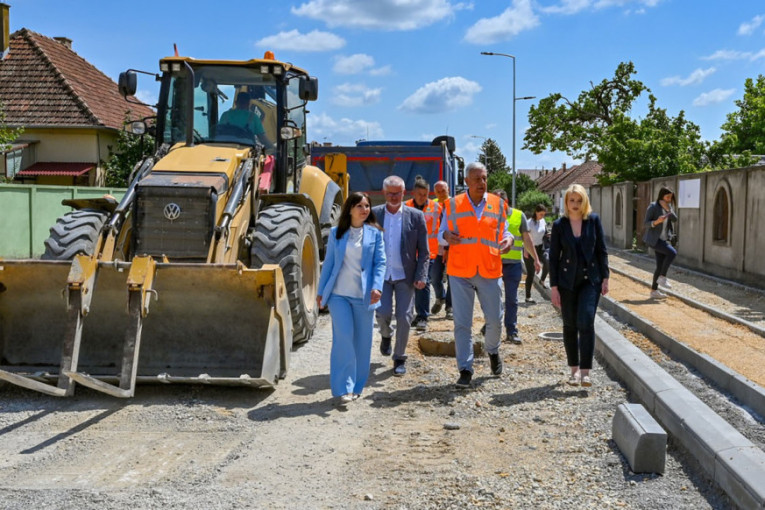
[317,224,386,310]
[549,213,610,291]
[642,201,678,248]
[373,204,429,285]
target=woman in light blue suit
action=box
[317,192,386,405]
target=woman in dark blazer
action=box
[317,192,386,406]
[549,184,610,387]
[642,187,678,299]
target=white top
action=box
[527,217,547,246]
[333,226,364,298]
[383,206,406,281]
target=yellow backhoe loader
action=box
[0,52,345,397]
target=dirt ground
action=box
[607,251,765,387]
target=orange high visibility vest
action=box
[405,198,440,259]
[443,193,507,279]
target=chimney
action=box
[1,3,10,60]
[561,162,567,172]
[54,36,72,49]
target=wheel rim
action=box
[301,235,317,313]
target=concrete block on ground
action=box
[612,403,667,474]
[714,446,765,510]
[418,335,483,357]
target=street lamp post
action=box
[480,51,534,208]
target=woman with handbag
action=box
[642,187,678,300]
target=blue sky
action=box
[8,1,765,171]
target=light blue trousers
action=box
[328,295,375,397]
[448,274,503,373]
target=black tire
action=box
[320,202,342,258]
[42,209,109,260]
[251,203,319,344]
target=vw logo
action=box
[163,202,182,221]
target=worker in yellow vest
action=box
[431,180,452,319]
[492,189,540,345]
[438,162,514,389]
[405,176,441,332]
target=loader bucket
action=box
[0,259,292,396]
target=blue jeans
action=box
[414,269,431,320]
[652,239,677,290]
[429,254,451,307]
[328,295,375,397]
[501,262,523,336]
[558,281,601,370]
[448,274,503,373]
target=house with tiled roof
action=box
[0,4,153,186]
[536,160,603,213]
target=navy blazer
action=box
[372,204,430,284]
[549,213,610,291]
[642,201,678,248]
[317,224,386,310]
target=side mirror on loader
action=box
[299,76,318,101]
[118,70,138,98]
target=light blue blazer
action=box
[318,224,387,310]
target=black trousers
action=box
[559,280,601,369]
[524,244,549,298]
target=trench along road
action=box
[605,253,765,388]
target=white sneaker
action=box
[650,289,667,299]
[658,276,672,289]
[339,394,353,405]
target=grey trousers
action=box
[376,279,415,361]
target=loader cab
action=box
[146,57,318,194]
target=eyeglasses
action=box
[384,190,404,197]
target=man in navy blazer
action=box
[373,175,429,376]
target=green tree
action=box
[597,95,706,185]
[523,62,709,184]
[487,170,538,204]
[478,138,508,174]
[0,102,24,183]
[103,124,154,187]
[517,189,552,217]
[707,74,765,168]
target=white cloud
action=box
[464,0,540,44]
[292,0,467,30]
[308,112,384,143]
[660,67,716,87]
[331,83,383,107]
[541,0,591,15]
[593,0,661,8]
[370,65,393,76]
[701,49,752,61]
[333,54,375,75]
[752,49,765,60]
[399,76,481,114]
[738,14,764,36]
[692,88,735,107]
[255,29,345,52]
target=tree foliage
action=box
[517,189,552,217]
[523,61,712,185]
[103,126,155,187]
[488,171,538,204]
[706,74,765,169]
[523,62,647,161]
[0,102,24,183]
[477,138,508,174]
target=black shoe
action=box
[393,359,406,376]
[489,353,503,376]
[431,299,444,315]
[445,307,453,320]
[510,334,522,345]
[380,336,392,356]
[455,370,472,389]
[480,324,486,336]
[415,318,428,331]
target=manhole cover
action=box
[538,331,563,341]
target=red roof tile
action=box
[16,161,94,176]
[537,161,602,192]
[0,28,154,129]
